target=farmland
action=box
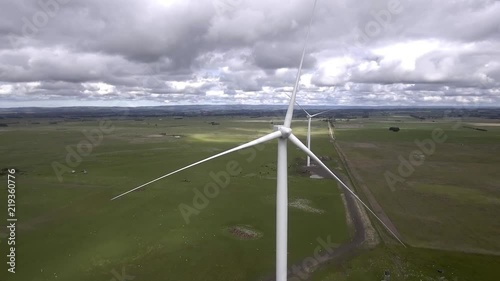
[0,115,348,281]
[313,113,500,281]
[0,108,499,281]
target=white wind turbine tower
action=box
[111,1,405,280]
[305,110,331,166]
[293,101,332,167]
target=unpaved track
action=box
[329,121,403,242]
[259,169,369,281]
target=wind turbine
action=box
[111,1,405,280]
[292,100,332,167]
[305,110,331,166]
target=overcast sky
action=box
[0,0,499,107]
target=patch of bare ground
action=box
[289,198,325,214]
[225,225,263,240]
[340,194,354,233]
[340,190,379,249]
[468,122,500,127]
[347,186,379,248]
[203,147,222,153]
[334,124,365,129]
[349,142,378,148]
[107,133,183,144]
[128,136,167,144]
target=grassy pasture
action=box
[2,114,499,281]
[310,116,500,280]
[0,116,348,281]
[313,245,500,281]
[333,117,500,253]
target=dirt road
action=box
[328,121,404,242]
[260,170,371,281]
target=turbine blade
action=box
[283,0,318,128]
[111,131,283,200]
[288,134,406,247]
[283,92,311,117]
[310,109,332,118]
[294,100,311,117]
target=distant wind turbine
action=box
[290,99,332,166]
[305,110,331,166]
[112,1,405,280]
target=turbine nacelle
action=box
[277,126,292,139]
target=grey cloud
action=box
[0,0,499,106]
[252,41,317,70]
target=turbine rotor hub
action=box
[278,126,292,139]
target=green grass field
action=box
[333,117,500,253]
[310,115,500,281]
[313,245,500,281]
[1,114,499,281]
[0,116,348,281]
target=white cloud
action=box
[0,0,499,106]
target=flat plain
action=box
[314,114,500,281]
[1,113,499,281]
[0,116,348,281]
